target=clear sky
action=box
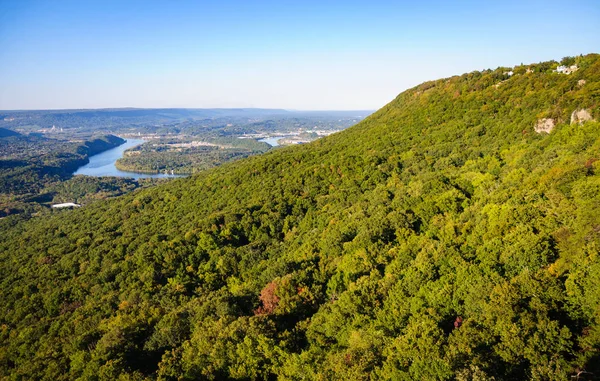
[0,0,598,110]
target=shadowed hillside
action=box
[0,128,20,138]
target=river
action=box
[73,138,182,179]
[258,136,287,146]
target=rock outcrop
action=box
[571,109,593,125]
[534,118,555,133]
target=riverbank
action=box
[73,138,183,179]
[114,162,188,175]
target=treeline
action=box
[0,54,599,380]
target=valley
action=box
[0,110,369,218]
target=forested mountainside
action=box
[1,54,599,380]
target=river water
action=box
[258,136,287,146]
[73,138,182,179]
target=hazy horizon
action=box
[0,106,376,113]
[1,0,599,110]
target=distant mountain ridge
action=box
[0,107,373,134]
[0,107,372,120]
[1,54,599,380]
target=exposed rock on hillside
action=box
[571,109,593,125]
[534,118,555,133]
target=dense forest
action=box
[115,138,271,175]
[1,54,599,380]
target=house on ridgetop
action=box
[555,65,578,74]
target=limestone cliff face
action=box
[534,118,555,133]
[571,109,594,125]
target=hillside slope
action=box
[1,54,600,380]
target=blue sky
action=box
[0,0,598,110]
